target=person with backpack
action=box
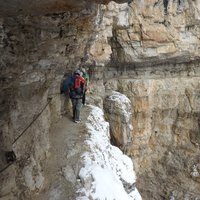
[69,69,85,123]
[80,68,89,105]
[60,69,85,123]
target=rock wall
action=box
[104,62,200,199]
[100,2,200,198]
[95,0,200,66]
[0,7,100,199]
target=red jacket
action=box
[74,75,85,89]
[69,75,85,99]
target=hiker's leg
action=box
[75,99,82,121]
[82,92,86,105]
[71,98,76,120]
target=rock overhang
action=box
[0,0,131,16]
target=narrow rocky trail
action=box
[32,106,91,200]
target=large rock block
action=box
[104,91,133,151]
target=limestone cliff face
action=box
[95,0,200,66]
[101,1,200,199]
[105,69,200,199]
[0,0,200,199]
[0,8,99,199]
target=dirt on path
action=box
[32,105,91,200]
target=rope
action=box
[0,163,13,174]
[12,98,52,145]
[0,89,64,176]
[0,153,31,174]
[0,98,53,175]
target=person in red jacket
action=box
[69,70,85,123]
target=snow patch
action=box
[77,106,141,200]
[108,91,132,124]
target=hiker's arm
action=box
[79,76,85,83]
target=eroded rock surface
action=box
[0,9,98,200]
[94,0,200,66]
[105,65,200,199]
[104,91,133,151]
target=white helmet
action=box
[74,69,83,76]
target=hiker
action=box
[69,69,85,123]
[60,73,74,115]
[80,68,89,105]
[60,70,85,123]
[78,57,92,105]
[70,70,85,123]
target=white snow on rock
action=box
[108,91,131,113]
[107,91,133,131]
[77,106,142,200]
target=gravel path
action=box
[33,105,90,200]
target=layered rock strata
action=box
[104,62,200,199]
[93,0,200,66]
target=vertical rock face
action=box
[0,8,99,199]
[98,0,200,64]
[101,1,200,199]
[105,65,200,199]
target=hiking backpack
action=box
[70,75,85,98]
[60,75,74,95]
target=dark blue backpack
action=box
[60,76,74,95]
[61,75,84,99]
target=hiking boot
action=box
[74,119,81,123]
